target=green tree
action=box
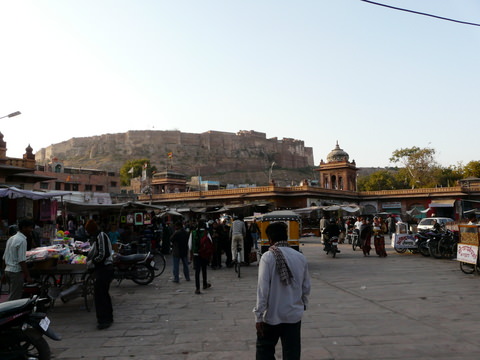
[357,170,401,191]
[120,159,157,186]
[389,147,438,188]
[463,160,480,178]
[434,167,463,187]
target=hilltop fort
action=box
[35,130,315,186]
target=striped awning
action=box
[429,199,456,208]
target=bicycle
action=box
[151,250,166,278]
[234,244,242,278]
[351,231,360,251]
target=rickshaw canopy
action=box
[258,210,301,252]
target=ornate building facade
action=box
[316,142,358,191]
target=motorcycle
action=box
[323,235,340,258]
[415,231,432,257]
[426,231,445,259]
[435,229,458,259]
[113,251,156,285]
[0,295,61,359]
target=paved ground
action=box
[39,237,480,359]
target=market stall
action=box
[0,187,71,253]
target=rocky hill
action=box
[35,130,317,186]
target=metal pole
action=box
[0,111,21,120]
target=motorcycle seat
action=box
[0,298,32,318]
[114,253,146,263]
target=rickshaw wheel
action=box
[460,262,475,275]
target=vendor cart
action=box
[457,225,480,274]
[391,222,417,253]
[28,258,94,312]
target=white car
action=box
[417,217,454,232]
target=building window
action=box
[72,184,79,191]
[55,182,62,190]
[54,164,62,173]
[110,181,117,187]
[85,185,93,191]
[40,182,49,190]
[96,185,103,191]
[64,183,71,191]
[331,175,337,190]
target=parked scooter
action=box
[113,251,156,285]
[0,295,61,359]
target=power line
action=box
[361,0,480,27]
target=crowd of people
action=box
[320,214,397,258]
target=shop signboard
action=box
[457,225,479,264]
[382,202,401,209]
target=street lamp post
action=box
[0,111,21,120]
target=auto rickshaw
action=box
[258,210,301,253]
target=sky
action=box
[1,0,479,169]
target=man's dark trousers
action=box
[256,321,301,360]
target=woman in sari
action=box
[359,217,373,256]
[373,217,387,257]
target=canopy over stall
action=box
[157,210,184,218]
[293,204,360,215]
[406,207,422,216]
[0,187,72,244]
[61,200,167,214]
[0,187,71,200]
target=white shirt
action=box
[355,220,362,230]
[253,246,311,325]
[3,232,28,273]
[230,220,246,237]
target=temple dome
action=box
[327,142,349,162]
